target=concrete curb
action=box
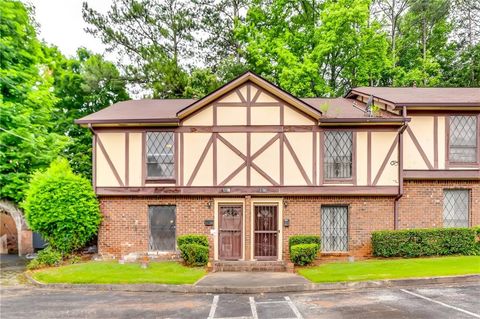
[25,272,480,294]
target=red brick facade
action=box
[96,180,479,261]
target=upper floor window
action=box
[449,116,477,163]
[443,189,469,227]
[324,131,353,179]
[146,132,175,179]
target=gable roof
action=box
[177,71,322,119]
[347,87,480,108]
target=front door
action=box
[218,205,243,260]
[254,205,278,260]
[148,205,176,251]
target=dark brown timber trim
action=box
[96,135,125,186]
[251,162,279,186]
[180,132,184,186]
[367,131,372,185]
[217,134,247,160]
[96,186,399,196]
[319,131,324,185]
[434,116,438,169]
[312,131,317,185]
[125,132,129,186]
[406,126,434,169]
[186,135,214,186]
[251,133,280,160]
[247,132,251,186]
[404,170,480,180]
[141,132,146,186]
[213,133,217,186]
[219,163,247,186]
[283,135,312,185]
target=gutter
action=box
[393,106,408,230]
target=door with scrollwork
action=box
[254,205,278,260]
[218,205,242,260]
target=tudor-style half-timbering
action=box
[92,81,402,193]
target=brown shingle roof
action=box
[348,87,480,107]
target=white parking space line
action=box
[249,297,259,319]
[284,296,304,319]
[400,289,480,318]
[208,295,219,319]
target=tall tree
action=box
[0,0,67,203]
[45,47,129,178]
[83,0,196,98]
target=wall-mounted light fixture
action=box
[283,218,290,227]
[206,201,212,209]
[284,200,288,209]
[204,219,214,226]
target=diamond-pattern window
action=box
[443,190,469,228]
[449,116,477,163]
[324,131,353,179]
[321,206,348,252]
[146,132,175,178]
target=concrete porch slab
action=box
[195,271,309,288]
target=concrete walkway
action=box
[195,272,309,288]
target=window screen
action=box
[449,116,477,163]
[146,132,175,178]
[321,206,348,252]
[443,190,469,228]
[324,131,353,179]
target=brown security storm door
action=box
[218,205,243,260]
[254,205,278,260]
[148,205,176,251]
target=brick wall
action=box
[97,180,479,260]
[398,180,480,229]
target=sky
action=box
[27,0,113,58]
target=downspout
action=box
[394,106,408,230]
[88,124,96,192]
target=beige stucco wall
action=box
[356,132,368,186]
[404,116,434,170]
[284,106,315,125]
[217,106,247,125]
[252,139,280,185]
[251,106,280,125]
[183,133,212,185]
[128,133,143,186]
[285,132,313,184]
[371,131,399,186]
[96,132,126,187]
[183,106,213,126]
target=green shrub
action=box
[177,234,209,248]
[372,228,478,258]
[23,158,101,254]
[288,235,321,252]
[27,247,63,270]
[179,243,209,266]
[290,243,319,266]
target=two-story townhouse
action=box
[76,72,479,265]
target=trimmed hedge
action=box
[179,243,209,266]
[290,243,319,266]
[288,235,321,252]
[372,228,478,258]
[177,234,209,248]
[177,234,209,266]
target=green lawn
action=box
[298,256,480,283]
[31,261,206,285]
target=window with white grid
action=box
[449,116,477,163]
[443,189,470,228]
[146,132,175,179]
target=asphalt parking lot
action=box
[1,283,479,318]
